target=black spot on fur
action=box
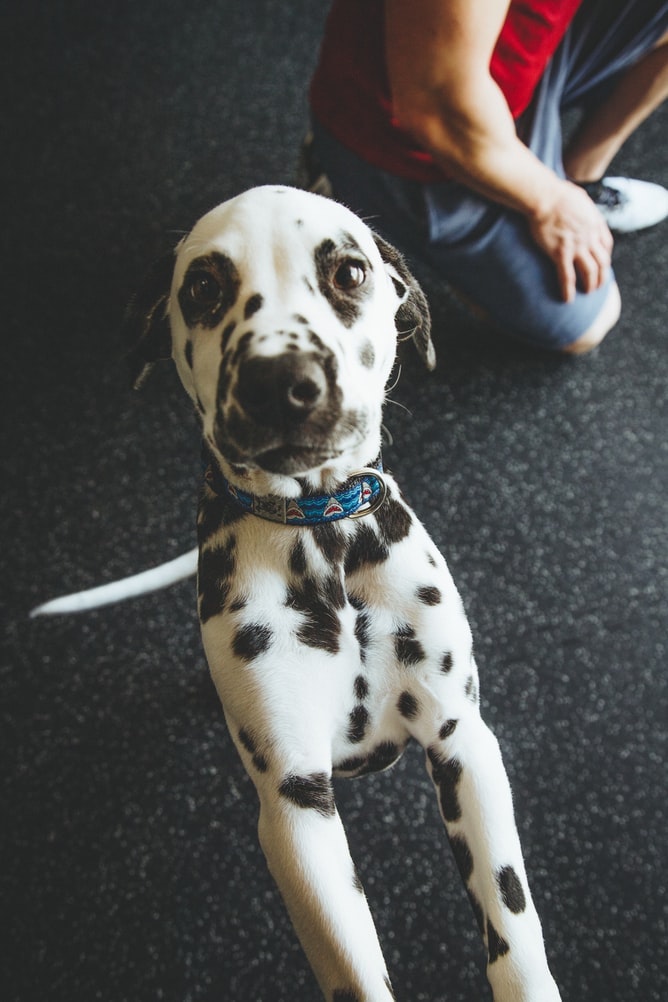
[417,585,442,606]
[450,834,474,883]
[345,524,389,574]
[287,577,342,653]
[359,340,375,368]
[347,705,369,743]
[238,727,269,773]
[427,552,437,567]
[354,610,371,663]
[244,293,264,319]
[428,749,463,822]
[232,329,254,365]
[354,675,369,701]
[375,496,412,545]
[465,674,479,703]
[353,866,364,893]
[440,652,454,674]
[221,320,237,353]
[394,625,425,666]
[197,489,247,548]
[233,623,273,662]
[279,772,335,817]
[312,522,347,564]
[335,741,401,777]
[238,728,256,754]
[439,719,458,740]
[297,608,341,653]
[293,313,309,325]
[334,754,367,774]
[289,538,308,576]
[323,574,346,609]
[497,866,527,914]
[397,690,420,719]
[487,919,510,963]
[229,596,247,612]
[184,339,194,368]
[307,329,327,353]
[178,252,241,330]
[198,537,237,624]
[366,741,402,774]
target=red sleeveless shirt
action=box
[310,0,583,182]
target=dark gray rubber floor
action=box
[3,2,667,1000]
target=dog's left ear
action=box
[373,233,436,371]
[123,251,176,390]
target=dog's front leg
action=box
[252,774,395,1002]
[423,702,561,1002]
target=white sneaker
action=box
[579,176,668,233]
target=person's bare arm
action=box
[384,0,613,302]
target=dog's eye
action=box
[186,272,221,306]
[333,259,366,291]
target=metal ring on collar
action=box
[347,467,389,519]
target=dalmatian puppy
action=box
[40,186,563,1002]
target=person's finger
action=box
[586,235,613,290]
[555,244,576,303]
[575,248,601,294]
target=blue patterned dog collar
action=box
[205,461,388,525]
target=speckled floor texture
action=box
[2,2,667,1000]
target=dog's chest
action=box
[197,483,474,774]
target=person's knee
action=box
[561,281,622,355]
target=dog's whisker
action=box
[396,324,419,343]
[385,363,403,394]
[384,396,413,417]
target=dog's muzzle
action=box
[216,349,350,474]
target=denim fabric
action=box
[311,0,668,350]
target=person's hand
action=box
[528,179,614,302]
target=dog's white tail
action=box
[30,546,199,617]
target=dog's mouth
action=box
[253,443,345,475]
[212,413,368,477]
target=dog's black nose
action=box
[236,353,328,425]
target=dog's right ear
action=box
[124,251,176,390]
[372,233,436,371]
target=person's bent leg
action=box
[309,121,621,355]
[561,280,621,355]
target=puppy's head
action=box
[126,186,433,490]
